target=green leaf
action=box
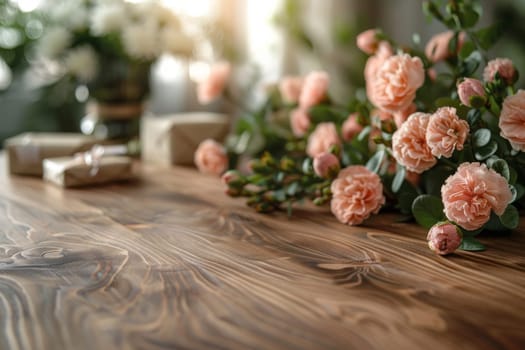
[398,193,416,215]
[302,158,313,175]
[391,166,406,193]
[397,183,419,215]
[412,194,446,229]
[488,95,501,116]
[499,205,519,229]
[422,165,454,197]
[484,212,508,231]
[461,50,482,76]
[490,159,510,181]
[459,237,486,251]
[448,32,458,54]
[357,125,371,142]
[476,23,504,50]
[308,105,342,124]
[459,6,480,28]
[469,95,486,109]
[273,189,286,202]
[422,1,444,21]
[474,140,498,160]
[366,148,386,174]
[472,128,491,148]
[466,109,481,126]
[286,181,301,196]
[435,97,459,108]
[514,183,525,201]
[459,41,475,59]
[508,166,518,185]
[462,227,483,237]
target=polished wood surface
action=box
[0,153,524,350]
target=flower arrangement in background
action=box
[195,0,524,255]
[36,0,193,108]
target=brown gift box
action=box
[141,112,230,166]
[4,133,99,176]
[43,156,133,188]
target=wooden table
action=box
[0,154,524,350]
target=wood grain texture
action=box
[0,152,524,350]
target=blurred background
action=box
[1,0,524,147]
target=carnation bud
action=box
[225,188,241,197]
[260,152,276,167]
[254,202,274,213]
[356,29,381,55]
[313,152,340,178]
[483,58,517,85]
[313,197,326,206]
[279,157,295,171]
[427,221,463,255]
[457,78,486,108]
[221,170,243,188]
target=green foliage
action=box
[412,195,446,229]
[500,205,519,229]
[222,0,524,252]
[459,237,486,251]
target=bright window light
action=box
[9,0,43,12]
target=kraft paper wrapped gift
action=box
[4,133,98,176]
[43,156,133,188]
[141,112,230,166]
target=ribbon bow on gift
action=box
[74,144,128,176]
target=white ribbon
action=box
[72,144,128,176]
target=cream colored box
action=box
[141,112,230,166]
[43,156,133,188]
[4,133,98,176]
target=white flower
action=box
[131,1,179,27]
[122,20,161,60]
[161,25,193,56]
[64,45,99,82]
[90,2,128,35]
[45,0,89,30]
[38,27,72,59]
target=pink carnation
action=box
[425,31,465,63]
[313,152,340,178]
[364,42,393,84]
[483,58,516,84]
[279,76,303,103]
[197,62,231,104]
[457,78,486,107]
[299,71,329,109]
[330,165,385,225]
[356,29,380,55]
[392,112,436,173]
[341,113,363,141]
[427,222,463,255]
[367,53,425,113]
[194,139,229,176]
[290,108,311,137]
[306,122,341,158]
[441,162,513,231]
[426,107,469,158]
[499,90,525,151]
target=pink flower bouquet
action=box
[195,0,523,255]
